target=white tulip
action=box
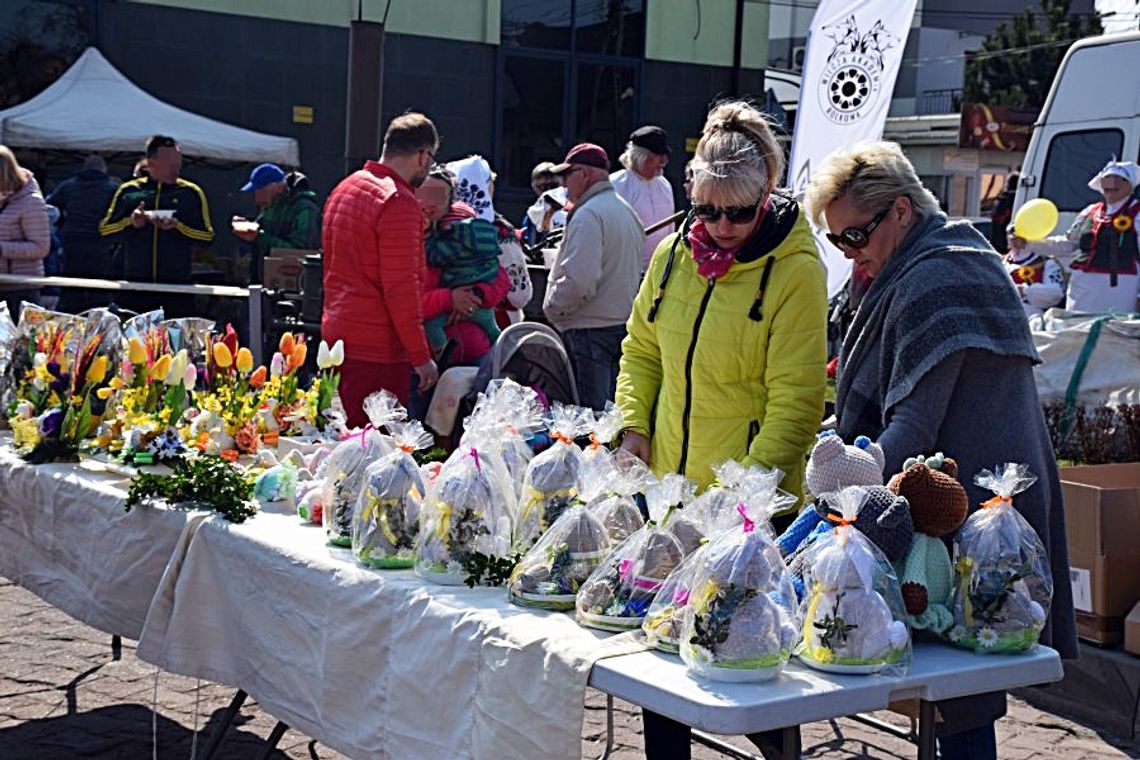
[317,340,332,369]
[329,339,345,367]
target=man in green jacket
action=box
[232,163,322,282]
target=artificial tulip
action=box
[270,352,285,378]
[249,365,267,388]
[151,354,172,381]
[329,339,345,367]
[165,350,189,386]
[279,332,295,357]
[128,337,147,366]
[317,340,331,369]
[236,347,254,374]
[86,356,109,385]
[96,387,114,400]
[213,342,233,369]
[290,342,307,370]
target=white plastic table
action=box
[589,643,1063,759]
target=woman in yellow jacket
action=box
[617,100,827,505]
[617,99,827,760]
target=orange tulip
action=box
[290,342,307,369]
[249,365,267,388]
[279,332,295,357]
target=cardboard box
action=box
[1061,463,1140,642]
[1125,602,1140,656]
[262,248,314,293]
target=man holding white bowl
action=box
[99,134,214,313]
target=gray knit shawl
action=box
[836,213,1040,441]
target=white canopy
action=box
[0,48,299,166]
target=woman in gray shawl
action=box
[804,142,1077,760]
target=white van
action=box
[1015,31,1140,231]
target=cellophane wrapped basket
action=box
[575,473,694,631]
[317,391,401,546]
[797,486,911,675]
[947,463,1052,654]
[352,420,431,569]
[516,403,593,550]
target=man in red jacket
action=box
[322,112,440,426]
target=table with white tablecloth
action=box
[0,442,207,640]
[0,449,1066,760]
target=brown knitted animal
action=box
[887,453,969,631]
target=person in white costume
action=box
[610,125,675,270]
[1013,159,1140,314]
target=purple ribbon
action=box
[342,423,375,448]
[469,447,482,474]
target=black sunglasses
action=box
[692,199,762,224]
[825,206,892,250]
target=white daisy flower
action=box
[605,601,625,617]
[977,627,1000,648]
[947,625,968,643]
[446,560,464,577]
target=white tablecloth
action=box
[138,511,646,760]
[0,444,207,639]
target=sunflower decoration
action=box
[1112,214,1133,233]
[1015,266,1036,284]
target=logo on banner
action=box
[817,16,900,125]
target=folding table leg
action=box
[917,700,937,760]
[253,720,289,760]
[111,634,121,661]
[595,693,615,760]
[198,689,247,760]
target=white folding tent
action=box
[0,47,299,166]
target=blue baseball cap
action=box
[241,163,286,192]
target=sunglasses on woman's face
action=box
[692,199,762,225]
[825,205,892,250]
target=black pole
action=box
[730,0,745,96]
[344,18,386,174]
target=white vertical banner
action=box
[787,0,918,298]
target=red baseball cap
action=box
[551,143,609,174]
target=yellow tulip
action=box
[236,347,254,374]
[128,337,147,366]
[96,387,115,400]
[86,355,109,385]
[151,354,172,380]
[213,342,233,368]
[109,376,125,390]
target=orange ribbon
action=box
[589,434,601,450]
[398,444,414,453]
[826,513,857,527]
[982,495,1012,509]
[552,432,573,445]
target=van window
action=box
[1040,129,1124,212]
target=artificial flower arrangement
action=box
[93,313,199,465]
[191,324,272,457]
[5,307,120,463]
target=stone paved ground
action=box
[1,578,1136,759]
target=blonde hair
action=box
[803,141,940,228]
[0,146,27,194]
[690,101,783,208]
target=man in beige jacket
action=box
[544,143,645,410]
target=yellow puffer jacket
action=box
[615,198,827,506]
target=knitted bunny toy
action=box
[776,431,886,557]
[887,453,969,633]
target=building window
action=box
[496,1,644,205]
[500,55,567,191]
[1041,129,1124,213]
[575,0,644,58]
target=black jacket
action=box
[46,169,119,277]
[98,176,214,283]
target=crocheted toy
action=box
[797,487,911,674]
[887,453,969,633]
[776,432,885,557]
[785,485,913,599]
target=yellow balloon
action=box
[1013,198,1059,241]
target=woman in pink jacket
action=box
[0,146,50,318]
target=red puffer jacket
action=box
[321,161,431,367]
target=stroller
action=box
[424,321,580,449]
